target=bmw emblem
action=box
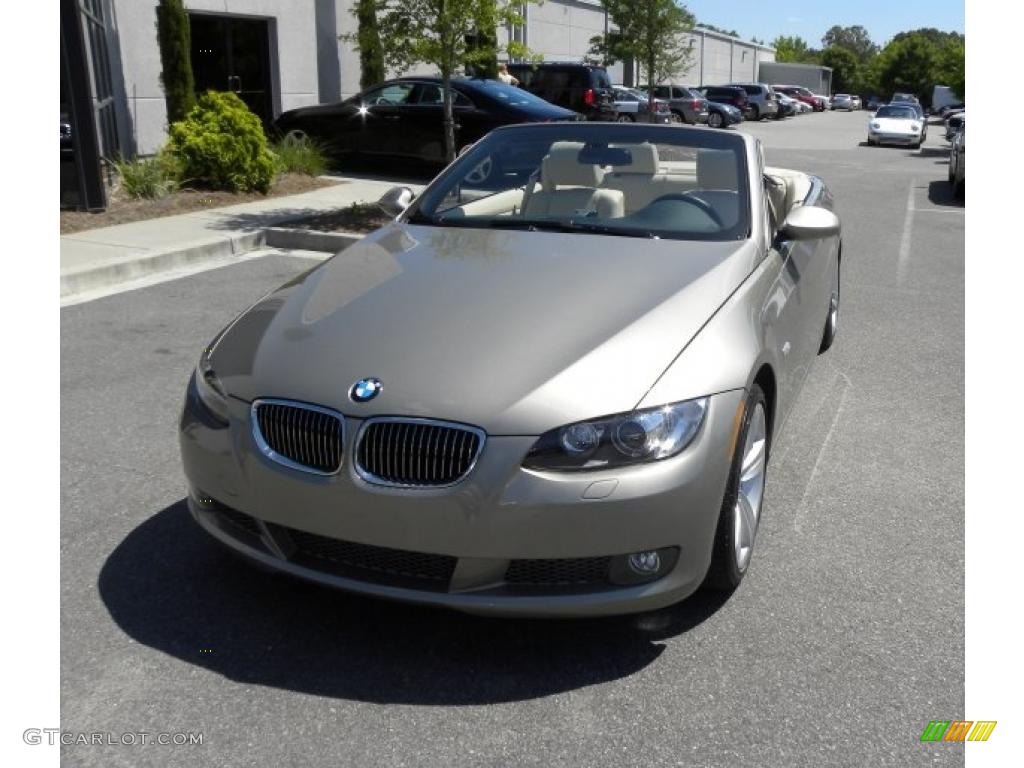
[350,377,382,403]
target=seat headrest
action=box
[541,142,603,190]
[697,149,738,190]
[609,143,659,175]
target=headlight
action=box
[523,398,708,471]
[188,346,231,426]
[870,122,881,130]
[910,124,920,132]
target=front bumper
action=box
[870,131,919,145]
[179,389,745,617]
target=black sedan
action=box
[273,77,579,168]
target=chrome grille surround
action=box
[251,398,346,476]
[354,417,486,488]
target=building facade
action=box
[64,1,775,161]
[757,61,833,94]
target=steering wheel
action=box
[647,193,725,228]
[371,97,395,106]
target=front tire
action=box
[705,385,770,592]
[819,256,841,353]
[616,114,634,123]
[670,110,685,124]
[750,105,760,121]
[707,111,724,129]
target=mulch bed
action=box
[60,173,341,235]
[273,202,393,235]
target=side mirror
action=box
[378,186,414,218]
[779,206,840,241]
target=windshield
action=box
[410,124,750,242]
[876,106,917,119]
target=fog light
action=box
[629,551,661,574]
[609,546,679,586]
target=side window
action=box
[672,87,685,98]
[363,83,414,106]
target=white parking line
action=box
[896,181,915,286]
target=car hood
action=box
[213,224,759,434]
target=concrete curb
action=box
[264,227,362,253]
[60,227,365,299]
[60,230,267,298]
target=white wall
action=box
[113,0,321,154]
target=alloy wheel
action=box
[733,403,767,573]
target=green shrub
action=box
[168,91,276,193]
[113,152,179,200]
[271,133,328,176]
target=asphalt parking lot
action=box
[60,110,964,767]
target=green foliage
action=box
[113,151,180,200]
[271,133,328,177]
[155,0,196,124]
[871,33,941,103]
[168,91,276,193]
[589,0,696,88]
[820,46,862,94]
[821,25,878,62]
[366,1,534,163]
[935,38,965,98]
[352,0,386,90]
[772,35,819,65]
[698,22,739,38]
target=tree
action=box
[155,0,196,125]
[821,24,877,62]
[820,45,861,94]
[891,27,963,47]
[365,1,531,163]
[589,0,696,118]
[771,35,819,64]
[872,33,940,102]
[935,37,965,99]
[698,22,739,38]
[353,0,386,90]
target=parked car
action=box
[273,77,580,170]
[647,84,710,124]
[891,92,920,106]
[830,94,855,111]
[792,99,813,114]
[180,122,843,616]
[945,112,965,141]
[867,104,924,147]
[507,62,617,121]
[725,83,779,120]
[865,94,883,110]
[948,124,964,198]
[773,85,826,111]
[612,87,671,124]
[850,96,862,110]
[705,100,744,129]
[938,103,965,120]
[902,102,928,140]
[697,85,752,117]
[775,92,798,118]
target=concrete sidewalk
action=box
[60,174,426,300]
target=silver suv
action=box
[725,83,779,120]
[647,84,710,125]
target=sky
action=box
[682,0,964,48]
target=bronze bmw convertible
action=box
[180,123,841,616]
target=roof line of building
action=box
[692,26,777,52]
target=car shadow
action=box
[927,180,963,208]
[98,500,731,704]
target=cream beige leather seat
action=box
[690,149,741,227]
[522,142,625,219]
